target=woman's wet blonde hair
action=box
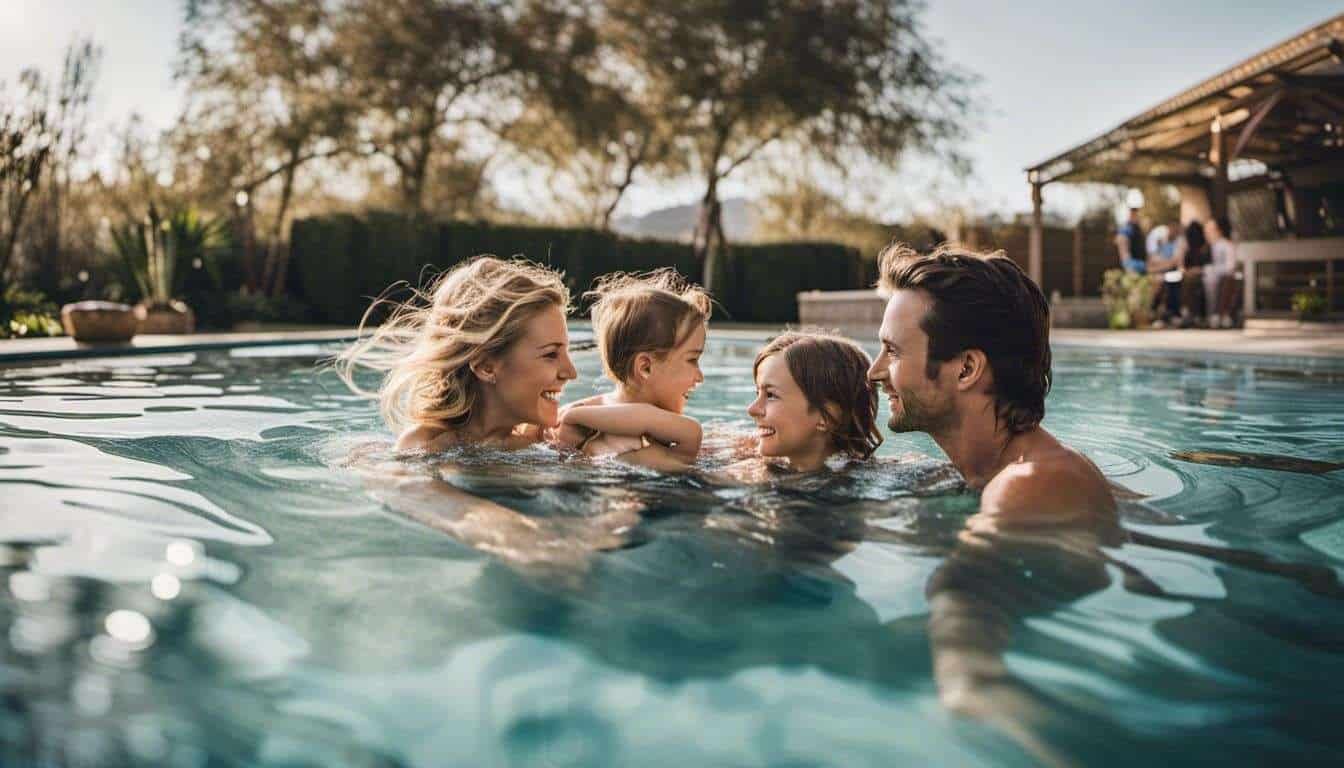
[586,268,711,384]
[336,255,570,433]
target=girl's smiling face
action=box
[746,352,832,471]
[644,322,706,414]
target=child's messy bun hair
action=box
[585,268,711,383]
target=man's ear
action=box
[469,358,498,385]
[955,349,990,392]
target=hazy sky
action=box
[2,1,1340,221]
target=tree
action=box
[508,0,677,229]
[752,166,896,258]
[0,70,57,300]
[604,0,970,291]
[359,139,502,219]
[339,0,518,216]
[180,0,353,296]
[29,40,101,300]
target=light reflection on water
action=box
[0,340,1341,766]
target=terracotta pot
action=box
[135,300,196,335]
[60,301,138,343]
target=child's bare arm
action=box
[561,403,702,460]
[550,422,594,450]
[551,394,607,450]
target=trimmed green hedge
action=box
[289,212,862,324]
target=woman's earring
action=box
[816,422,827,431]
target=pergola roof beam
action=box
[1231,88,1287,161]
[1026,14,1344,184]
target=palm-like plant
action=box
[111,205,225,306]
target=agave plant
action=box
[111,205,226,306]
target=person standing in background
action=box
[1205,217,1239,328]
[1116,207,1147,274]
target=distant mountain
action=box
[612,197,755,241]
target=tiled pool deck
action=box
[2,325,1341,369]
[0,329,362,362]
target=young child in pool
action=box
[555,269,710,471]
[738,329,882,476]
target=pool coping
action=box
[0,329,363,362]
[2,325,1342,371]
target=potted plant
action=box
[112,205,224,334]
[4,285,70,339]
[1101,269,1154,329]
[1291,289,1327,322]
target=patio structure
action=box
[1025,13,1344,318]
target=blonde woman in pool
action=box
[338,255,578,451]
[337,256,633,579]
[554,269,710,472]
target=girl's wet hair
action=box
[586,268,711,384]
[754,329,883,459]
[336,255,570,432]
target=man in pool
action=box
[867,243,1119,765]
[867,243,1116,522]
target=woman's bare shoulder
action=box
[396,424,456,452]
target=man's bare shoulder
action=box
[981,443,1115,521]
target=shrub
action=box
[1291,289,1327,320]
[226,290,312,326]
[1101,269,1154,329]
[716,242,862,321]
[0,285,63,339]
[289,213,863,325]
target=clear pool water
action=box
[1,338,1342,766]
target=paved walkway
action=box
[0,328,360,362]
[2,325,1340,366]
[1052,328,1344,366]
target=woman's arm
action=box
[561,403,702,461]
[355,459,635,587]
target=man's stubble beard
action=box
[886,386,952,434]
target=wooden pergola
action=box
[1024,13,1344,291]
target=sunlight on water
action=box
[0,339,1341,765]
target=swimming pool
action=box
[1,336,1342,766]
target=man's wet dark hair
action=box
[877,241,1052,434]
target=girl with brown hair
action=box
[744,329,883,473]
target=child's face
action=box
[490,304,577,428]
[644,322,705,414]
[747,353,830,467]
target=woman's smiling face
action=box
[490,304,577,428]
[746,353,831,470]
